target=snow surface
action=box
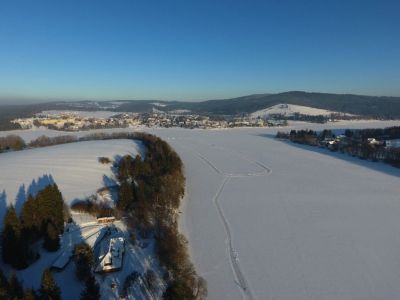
[251,103,352,118]
[1,121,400,299]
[147,122,400,300]
[0,137,162,300]
[0,139,143,210]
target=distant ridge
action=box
[164,91,400,117]
[1,91,400,130]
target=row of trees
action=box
[0,135,26,152]
[115,133,207,299]
[2,184,66,269]
[277,127,400,167]
[0,268,61,300]
[70,198,114,218]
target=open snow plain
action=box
[1,121,400,299]
[148,125,400,300]
[0,139,143,207]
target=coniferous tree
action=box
[73,243,94,282]
[21,194,41,239]
[43,222,60,252]
[36,185,64,237]
[23,288,38,300]
[2,206,22,266]
[2,184,66,269]
[80,275,100,300]
[117,181,134,211]
[8,273,24,299]
[0,268,8,298]
[163,280,195,300]
[39,269,61,300]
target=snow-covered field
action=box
[1,121,400,299]
[0,139,143,210]
[251,103,353,118]
[147,123,400,300]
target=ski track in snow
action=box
[179,141,272,300]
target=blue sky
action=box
[0,0,399,102]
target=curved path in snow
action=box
[179,141,272,300]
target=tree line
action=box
[1,184,66,269]
[276,126,400,167]
[115,133,207,299]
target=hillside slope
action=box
[167,91,400,117]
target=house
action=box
[367,138,384,145]
[97,216,116,224]
[95,237,125,273]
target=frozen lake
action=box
[149,125,400,300]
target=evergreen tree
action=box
[163,280,195,300]
[39,269,60,300]
[8,273,24,299]
[73,243,94,282]
[117,181,134,211]
[36,185,64,237]
[23,288,37,300]
[0,268,9,299]
[80,275,100,300]
[2,206,22,266]
[43,222,60,252]
[2,183,66,269]
[21,194,41,238]
[118,155,134,181]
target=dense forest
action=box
[277,126,400,167]
[0,182,68,297]
[1,184,66,269]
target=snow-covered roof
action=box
[95,237,125,273]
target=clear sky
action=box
[0,0,399,103]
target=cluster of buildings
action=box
[12,112,140,131]
[12,110,287,131]
[319,135,389,151]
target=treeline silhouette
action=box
[276,126,400,167]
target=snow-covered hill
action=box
[251,103,350,118]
